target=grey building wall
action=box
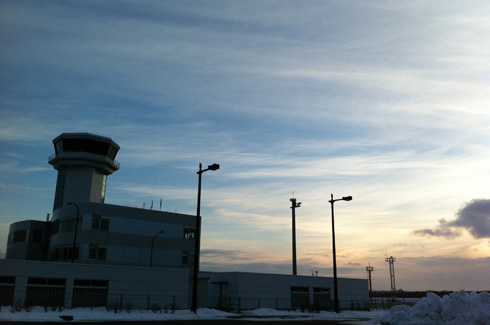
[48,202,197,268]
[6,220,49,261]
[201,271,369,311]
[0,260,369,311]
[0,259,190,309]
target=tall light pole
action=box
[328,194,352,313]
[67,202,79,263]
[150,230,165,267]
[290,198,301,275]
[192,163,219,313]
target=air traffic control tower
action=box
[48,133,120,211]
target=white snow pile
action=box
[378,291,490,325]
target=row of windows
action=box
[51,215,109,235]
[48,246,79,261]
[9,230,43,244]
[49,245,194,265]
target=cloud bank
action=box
[413,199,490,240]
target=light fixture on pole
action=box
[67,202,80,264]
[150,230,165,267]
[290,198,301,276]
[328,194,352,313]
[191,163,219,313]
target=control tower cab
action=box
[48,133,120,211]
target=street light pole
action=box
[67,202,79,264]
[150,230,165,267]
[290,198,301,275]
[191,163,219,313]
[328,194,352,313]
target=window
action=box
[184,227,196,239]
[55,140,64,155]
[89,245,107,261]
[291,286,309,293]
[12,230,27,243]
[51,220,60,234]
[107,145,118,160]
[101,175,107,203]
[28,277,65,286]
[59,217,82,233]
[92,215,109,231]
[182,251,195,265]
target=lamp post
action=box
[328,194,352,313]
[290,198,301,275]
[150,230,165,267]
[67,202,79,263]
[191,163,219,313]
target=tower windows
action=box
[101,175,107,203]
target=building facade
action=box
[6,133,198,269]
[3,132,369,311]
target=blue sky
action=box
[1,0,490,291]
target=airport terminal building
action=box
[2,133,368,311]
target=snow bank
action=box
[0,305,383,322]
[378,291,490,325]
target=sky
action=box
[1,0,489,292]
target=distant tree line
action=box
[373,290,455,299]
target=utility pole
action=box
[290,198,301,275]
[385,256,396,302]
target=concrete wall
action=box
[0,261,368,311]
[202,271,369,311]
[0,259,190,309]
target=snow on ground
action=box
[0,305,383,323]
[377,291,490,325]
[2,291,489,324]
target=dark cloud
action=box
[452,199,490,239]
[413,199,490,240]
[413,218,462,239]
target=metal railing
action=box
[47,153,120,169]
